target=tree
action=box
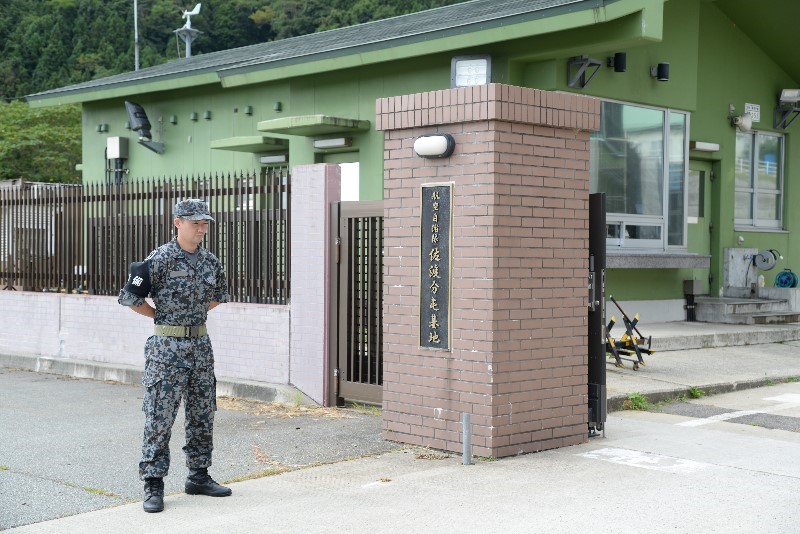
[0,101,81,183]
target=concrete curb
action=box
[650,326,800,351]
[608,375,800,412]
[0,353,314,406]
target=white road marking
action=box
[578,447,709,473]
[676,395,800,427]
[764,393,800,404]
[677,409,761,427]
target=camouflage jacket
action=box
[118,238,229,367]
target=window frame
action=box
[590,98,690,252]
[734,130,784,229]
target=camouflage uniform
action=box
[119,234,229,481]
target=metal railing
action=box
[0,168,290,304]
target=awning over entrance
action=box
[209,135,288,153]
[257,115,370,137]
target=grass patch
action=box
[225,468,288,484]
[688,387,706,399]
[785,376,800,383]
[216,397,350,419]
[348,402,382,416]
[0,465,8,471]
[622,392,651,411]
[64,482,120,498]
[415,451,450,460]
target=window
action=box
[590,101,688,250]
[735,131,783,228]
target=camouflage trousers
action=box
[139,361,217,480]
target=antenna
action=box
[175,3,202,58]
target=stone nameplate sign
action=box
[419,183,453,350]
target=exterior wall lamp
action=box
[650,62,670,81]
[607,52,627,72]
[313,137,352,149]
[414,134,455,158]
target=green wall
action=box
[78,0,799,305]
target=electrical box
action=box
[106,137,129,159]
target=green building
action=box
[28,0,800,322]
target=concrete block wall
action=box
[378,84,599,457]
[0,291,290,385]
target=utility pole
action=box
[134,0,140,71]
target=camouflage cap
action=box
[174,198,214,221]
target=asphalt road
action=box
[0,368,397,530]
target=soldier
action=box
[118,198,231,513]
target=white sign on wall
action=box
[745,103,760,123]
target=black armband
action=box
[123,261,151,297]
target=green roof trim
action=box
[209,136,288,153]
[257,115,371,136]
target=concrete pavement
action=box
[2,320,800,532]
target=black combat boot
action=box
[143,477,164,513]
[185,467,232,497]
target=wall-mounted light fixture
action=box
[273,101,283,112]
[729,104,752,132]
[313,137,352,149]
[731,112,753,132]
[203,111,212,120]
[774,89,800,129]
[650,62,670,81]
[260,154,288,164]
[451,55,491,88]
[606,52,627,73]
[414,133,456,158]
[169,115,178,125]
[190,112,199,121]
[244,105,254,115]
[567,55,602,89]
[124,121,132,130]
[689,141,720,152]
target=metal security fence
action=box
[0,181,83,293]
[0,168,290,304]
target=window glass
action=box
[734,131,783,228]
[590,101,687,250]
[757,135,780,191]
[688,170,704,218]
[757,193,780,221]
[667,112,686,246]
[735,192,752,219]
[735,132,752,188]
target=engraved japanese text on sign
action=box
[420,184,452,350]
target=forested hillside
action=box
[0,0,469,100]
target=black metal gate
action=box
[329,200,384,406]
[588,192,607,434]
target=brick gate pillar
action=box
[376,84,600,458]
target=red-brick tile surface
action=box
[379,84,599,458]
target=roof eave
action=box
[219,0,663,88]
[26,72,221,108]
